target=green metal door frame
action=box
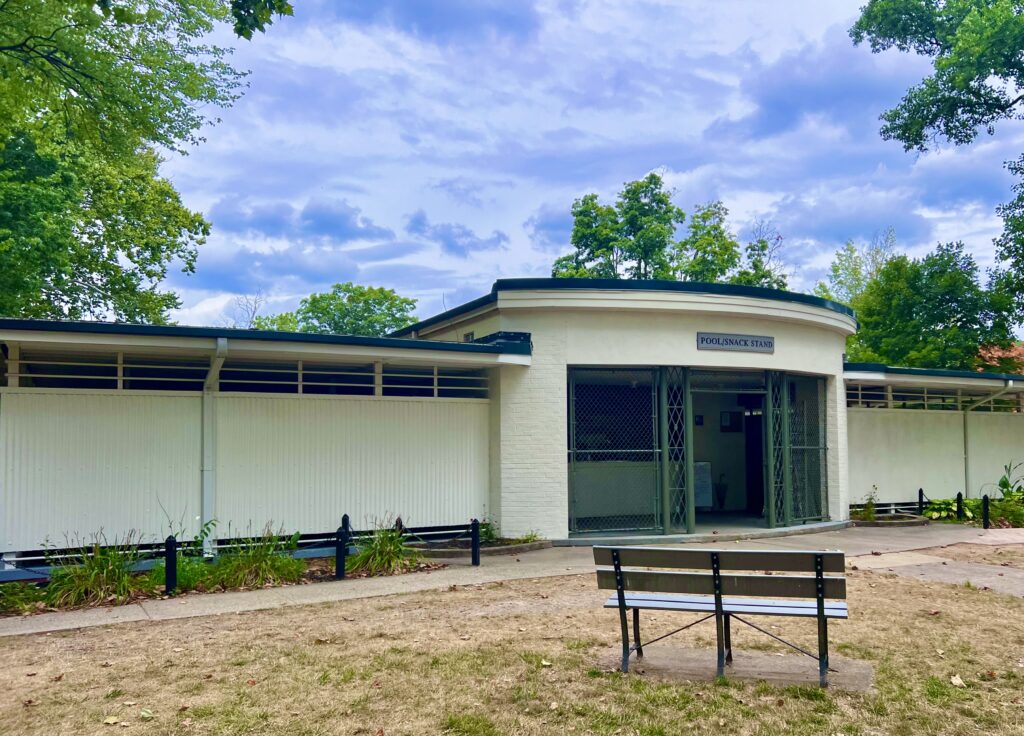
[765,370,777,529]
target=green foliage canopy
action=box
[252,282,418,337]
[0,0,266,322]
[553,174,788,289]
[839,241,1016,370]
[850,0,1024,313]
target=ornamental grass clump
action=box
[346,521,421,576]
[0,582,46,615]
[45,534,150,608]
[208,525,305,589]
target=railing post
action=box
[982,495,990,530]
[917,488,924,517]
[164,535,178,595]
[956,492,964,521]
[336,514,350,580]
[470,518,481,567]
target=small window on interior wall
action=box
[463,332,475,343]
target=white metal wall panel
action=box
[965,412,1024,496]
[214,396,489,534]
[847,408,965,504]
[0,392,201,552]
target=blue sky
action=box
[161,0,1024,325]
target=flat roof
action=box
[394,278,856,336]
[844,362,1024,384]
[0,318,532,356]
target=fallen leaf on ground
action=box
[541,660,553,667]
[951,675,966,688]
[140,709,154,721]
[103,716,120,725]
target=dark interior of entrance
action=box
[690,390,766,531]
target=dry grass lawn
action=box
[921,543,1024,570]
[1,563,1023,735]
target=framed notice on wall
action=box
[694,461,712,508]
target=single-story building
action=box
[1,278,1022,559]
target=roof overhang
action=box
[397,278,858,338]
[0,320,531,368]
[843,362,1024,392]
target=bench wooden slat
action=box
[596,568,846,599]
[602,594,849,619]
[593,546,845,573]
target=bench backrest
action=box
[594,546,846,600]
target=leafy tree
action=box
[616,174,682,279]
[552,173,682,279]
[850,242,1016,370]
[0,133,206,321]
[850,0,1024,315]
[813,228,897,305]
[251,311,300,332]
[552,194,622,278]
[0,0,285,322]
[671,201,741,282]
[252,283,417,337]
[230,0,293,38]
[731,220,788,290]
[0,1,245,158]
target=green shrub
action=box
[0,582,46,614]
[510,531,541,544]
[208,526,305,589]
[46,536,149,608]
[924,498,974,522]
[147,554,213,592]
[478,520,499,544]
[346,523,421,576]
[147,519,218,592]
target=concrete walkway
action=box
[2,524,1019,638]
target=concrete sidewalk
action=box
[0,524,1017,638]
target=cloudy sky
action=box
[161,0,1022,325]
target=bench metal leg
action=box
[724,613,733,665]
[817,615,829,687]
[715,612,726,678]
[618,605,631,673]
[632,608,643,659]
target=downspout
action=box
[962,380,1014,498]
[201,338,228,553]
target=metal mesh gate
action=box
[789,375,827,522]
[664,367,687,531]
[768,371,787,526]
[568,368,660,533]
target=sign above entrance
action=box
[696,332,775,354]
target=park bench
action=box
[594,546,848,687]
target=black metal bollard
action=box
[335,514,350,580]
[983,495,990,530]
[164,535,178,595]
[918,488,925,517]
[956,492,964,521]
[470,518,481,567]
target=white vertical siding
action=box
[214,396,489,534]
[848,408,1024,504]
[0,392,201,552]
[965,413,1024,495]
[847,409,965,503]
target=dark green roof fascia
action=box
[394,278,856,336]
[0,317,531,356]
[844,362,1024,383]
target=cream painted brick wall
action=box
[493,317,570,539]
[827,374,849,521]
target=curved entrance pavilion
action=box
[401,278,857,540]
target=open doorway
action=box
[690,387,767,530]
